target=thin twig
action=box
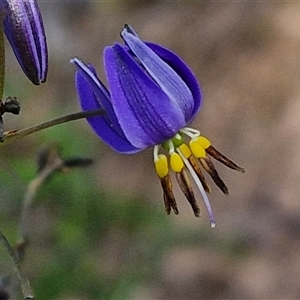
[16,150,65,248]
[15,144,93,286]
[1,108,104,146]
[0,108,99,297]
[19,157,64,245]
[0,230,34,299]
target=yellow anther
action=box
[170,152,184,173]
[197,136,211,149]
[179,143,192,158]
[189,138,206,158]
[154,154,169,178]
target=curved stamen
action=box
[153,144,160,161]
[174,133,182,140]
[168,140,175,154]
[180,127,200,139]
[177,147,216,228]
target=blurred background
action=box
[1,1,300,299]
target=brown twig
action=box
[17,144,93,256]
[1,144,93,299]
[0,230,34,299]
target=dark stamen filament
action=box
[187,155,211,193]
[206,146,245,173]
[176,169,200,217]
[160,174,179,215]
[199,156,229,195]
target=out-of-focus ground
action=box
[2,1,300,299]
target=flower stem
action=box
[0,230,34,299]
[0,28,5,98]
[1,108,104,146]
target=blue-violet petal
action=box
[104,43,185,149]
[146,42,202,123]
[121,27,195,123]
[73,58,140,154]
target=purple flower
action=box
[1,0,48,84]
[71,25,244,227]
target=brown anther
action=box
[160,174,179,215]
[176,169,201,217]
[187,155,211,193]
[206,145,245,173]
[199,156,229,195]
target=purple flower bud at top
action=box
[1,0,48,84]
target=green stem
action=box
[1,108,104,146]
[0,26,5,98]
[0,230,34,299]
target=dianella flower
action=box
[0,0,48,87]
[71,25,244,227]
